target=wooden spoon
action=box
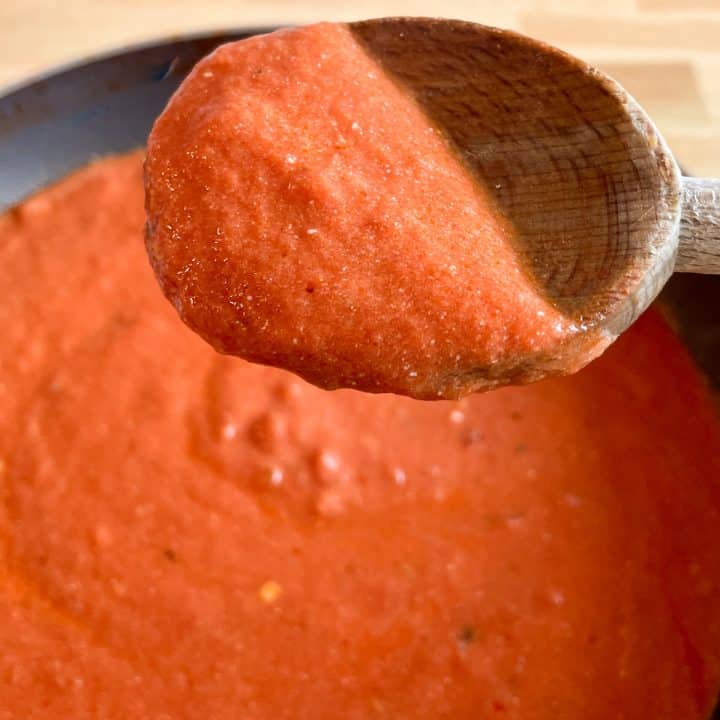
[145,18,720,399]
[349,17,720,334]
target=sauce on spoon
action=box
[145,22,613,399]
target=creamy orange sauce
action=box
[145,24,605,400]
[1,151,720,718]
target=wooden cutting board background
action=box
[1,0,719,176]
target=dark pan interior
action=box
[0,29,718,719]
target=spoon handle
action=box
[677,177,720,274]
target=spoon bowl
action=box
[143,18,720,398]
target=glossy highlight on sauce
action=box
[1,152,720,718]
[145,23,609,400]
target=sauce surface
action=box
[2,152,720,718]
[145,23,608,400]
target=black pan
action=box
[0,29,718,718]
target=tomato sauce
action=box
[145,24,609,400]
[1,151,720,718]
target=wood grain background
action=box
[1,0,719,176]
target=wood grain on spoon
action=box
[144,18,719,399]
